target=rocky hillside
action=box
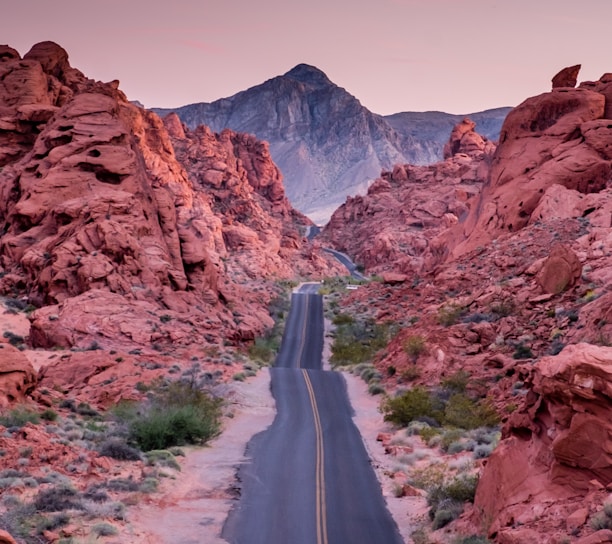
[323,66,612,543]
[320,117,495,275]
[154,65,508,224]
[0,41,342,401]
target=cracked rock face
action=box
[0,41,342,356]
[474,343,612,542]
[446,75,612,260]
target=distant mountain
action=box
[154,65,510,224]
[384,107,512,152]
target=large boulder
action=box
[552,64,581,89]
[475,343,612,539]
[0,343,37,407]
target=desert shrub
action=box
[418,426,442,443]
[513,343,534,360]
[440,371,471,394]
[232,372,246,381]
[333,313,354,325]
[248,337,276,365]
[438,304,464,326]
[40,409,58,422]
[3,331,24,347]
[368,383,385,395]
[473,444,495,459]
[411,528,432,544]
[83,486,109,503]
[382,387,442,427]
[36,512,70,533]
[591,503,612,530]
[490,299,516,318]
[440,429,465,452]
[92,522,119,536]
[144,450,181,470]
[98,438,141,461]
[33,485,84,512]
[331,317,394,367]
[139,477,159,493]
[444,394,500,430]
[76,402,99,417]
[104,478,140,492]
[432,504,463,529]
[400,366,422,382]
[0,406,40,428]
[404,335,427,362]
[427,473,479,525]
[136,382,221,450]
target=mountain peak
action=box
[283,64,332,88]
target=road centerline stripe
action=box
[302,369,328,544]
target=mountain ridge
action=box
[153,64,510,223]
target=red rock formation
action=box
[474,343,612,542]
[321,118,494,274]
[0,343,37,407]
[552,64,581,89]
[444,72,612,261]
[535,244,582,294]
[0,41,341,356]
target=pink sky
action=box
[3,0,611,115]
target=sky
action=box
[3,0,612,115]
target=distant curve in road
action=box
[322,248,368,281]
[222,284,402,544]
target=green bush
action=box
[513,343,534,360]
[127,382,222,451]
[92,522,118,536]
[98,439,141,461]
[144,450,181,470]
[368,383,385,395]
[438,304,464,326]
[428,473,479,525]
[382,387,442,427]
[444,394,500,430]
[441,371,471,393]
[0,406,40,428]
[432,506,461,529]
[33,485,84,512]
[404,335,427,362]
[331,318,394,367]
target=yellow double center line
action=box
[297,291,328,543]
[302,369,328,544]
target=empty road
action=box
[222,284,402,544]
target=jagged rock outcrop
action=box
[0,343,36,407]
[442,71,612,262]
[0,42,341,354]
[474,343,612,542]
[321,118,494,274]
[552,64,581,89]
[154,65,509,223]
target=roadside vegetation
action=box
[0,380,221,542]
[241,280,295,378]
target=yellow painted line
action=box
[302,369,328,544]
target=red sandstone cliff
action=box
[0,41,340,355]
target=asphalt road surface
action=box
[322,248,368,281]
[222,284,403,544]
